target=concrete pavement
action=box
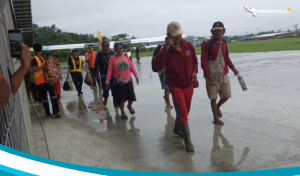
[30,50,300,173]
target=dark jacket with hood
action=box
[93,50,115,77]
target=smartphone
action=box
[8,29,23,58]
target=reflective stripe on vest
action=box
[33,56,45,85]
[87,51,96,68]
[70,56,82,72]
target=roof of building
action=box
[248,33,283,39]
[11,0,33,46]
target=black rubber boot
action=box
[180,122,194,152]
[173,117,183,138]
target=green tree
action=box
[111,33,129,41]
[248,33,254,37]
[33,23,101,60]
[102,35,109,41]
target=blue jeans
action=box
[159,75,169,89]
[101,75,114,99]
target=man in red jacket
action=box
[201,21,239,126]
[154,21,198,152]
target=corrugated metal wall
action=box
[0,0,34,154]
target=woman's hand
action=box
[135,76,139,85]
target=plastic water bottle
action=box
[237,75,247,91]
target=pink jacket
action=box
[106,54,138,83]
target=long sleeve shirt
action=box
[106,54,138,83]
[201,39,235,77]
[154,39,198,89]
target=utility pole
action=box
[257,28,260,35]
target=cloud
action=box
[32,0,300,39]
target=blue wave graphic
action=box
[0,164,38,176]
[1,144,300,175]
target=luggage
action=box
[69,79,76,91]
[84,72,93,86]
[63,76,76,91]
[63,80,70,91]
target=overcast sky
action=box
[32,0,299,39]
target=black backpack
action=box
[200,39,227,77]
[201,39,227,57]
[151,44,163,72]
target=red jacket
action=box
[155,39,198,89]
[201,39,235,77]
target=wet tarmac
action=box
[30,50,300,173]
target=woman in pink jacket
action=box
[105,43,139,119]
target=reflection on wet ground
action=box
[211,125,250,172]
[31,51,300,172]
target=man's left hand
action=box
[17,44,31,69]
[191,72,197,83]
[232,68,239,75]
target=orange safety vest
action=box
[70,56,82,72]
[87,51,96,68]
[84,52,88,61]
[33,56,45,85]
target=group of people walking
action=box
[28,20,239,153]
[152,21,239,152]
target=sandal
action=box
[212,120,224,126]
[127,105,135,115]
[121,114,128,119]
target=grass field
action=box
[60,61,68,65]
[60,38,300,65]
[131,37,300,58]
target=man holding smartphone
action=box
[154,21,198,152]
[32,43,60,117]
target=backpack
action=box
[200,39,227,77]
[151,44,163,72]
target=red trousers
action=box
[53,81,61,100]
[170,85,194,124]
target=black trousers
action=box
[36,83,59,115]
[89,68,101,86]
[31,82,41,102]
[71,72,83,93]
